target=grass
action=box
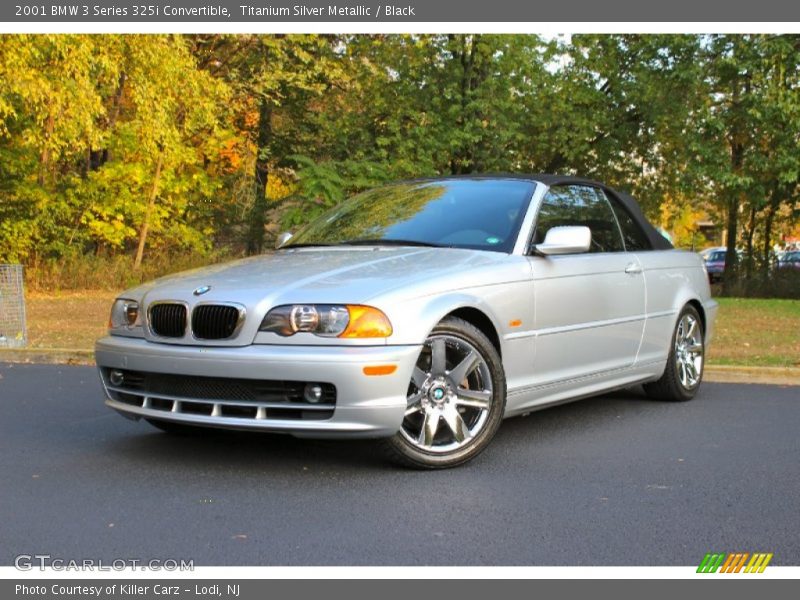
[10,293,800,368]
[708,297,800,368]
[24,291,115,350]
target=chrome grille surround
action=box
[148,301,188,338]
[191,302,245,340]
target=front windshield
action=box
[288,179,536,253]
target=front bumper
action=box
[95,336,421,438]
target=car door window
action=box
[603,191,652,251]
[532,185,624,253]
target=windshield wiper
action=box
[338,238,443,248]
[281,242,335,249]
[283,239,444,249]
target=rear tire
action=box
[644,304,705,402]
[381,317,506,469]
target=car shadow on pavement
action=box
[100,385,658,472]
[103,424,389,471]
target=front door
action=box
[528,184,646,385]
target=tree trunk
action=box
[90,73,127,171]
[721,195,739,295]
[449,34,477,175]
[246,96,272,255]
[722,140,744,296]
[762,185,780,271]
[133,151,165,270]
[744,202,757,277]
[721,49,747,296]
[38,112,55,186]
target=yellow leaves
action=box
[267,172,296,202]
[218,137,245,171]
[85,216,136,248]
[660,194,709,248]
[243,106,260,129]
[0,35,112,162]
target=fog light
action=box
[109,370,124,386]
[304,383,324,404]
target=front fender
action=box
[379,282,533,352]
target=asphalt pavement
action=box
[1,362,798,566]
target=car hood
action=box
[117,246,531,347]
[124,246,519,307]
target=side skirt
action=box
[503,359,667,418]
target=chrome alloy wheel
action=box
[674,313,704,389]
[400,334,493,453]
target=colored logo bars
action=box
[697,552,773,573]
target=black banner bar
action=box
[3,0,800,23]
[4,579,800,600]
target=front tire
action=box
[381,317,506,469]
[644,304,705,402]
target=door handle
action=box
[624,263,642,274]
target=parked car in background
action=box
[777,251,800,271]
[699,246,725,262]
[703,249,728,283]
[96,175,717,468]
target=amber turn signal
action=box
[362,365,398,376]
[340,305,393,338]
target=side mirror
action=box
[534,226,591,256]
[275,232,293,249]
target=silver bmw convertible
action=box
[96,175,717,468]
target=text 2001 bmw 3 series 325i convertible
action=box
[96,175,717,468]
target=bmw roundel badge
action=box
[193,285,212,296]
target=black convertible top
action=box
[429,173,673,251]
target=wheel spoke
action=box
[405,392,424,416]
[449,350,479,385]
[693,356,703,378]
[687,342,703,353]
[455,388,491,408]
[685,359,697,383]
[430,338,447,376]
[411,366,428,389]
[685,318,697,341]
[442,406,471,443]
[677,360,687,387]
[418,411,439,446]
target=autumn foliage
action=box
[0,34,798,293]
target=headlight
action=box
[260,304,392,338]
[108,298,141,331]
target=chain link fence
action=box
[0,264,27,348]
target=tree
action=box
[191,34,343,254]
[2,34,799,297]
[0,35,229,266]
[690,35,800,292]
[0,34,118,261]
